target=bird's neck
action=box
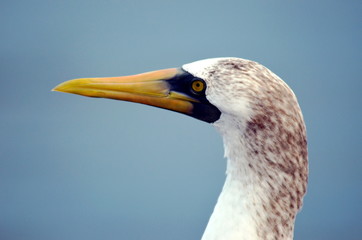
[201,169,295,240]
[202,115,300,240]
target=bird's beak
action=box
[52,68,195,115]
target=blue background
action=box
[1,1,361,239]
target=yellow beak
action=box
[52,68,196,114]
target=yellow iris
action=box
[191,80,205,92]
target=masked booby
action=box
[53,57,308,240]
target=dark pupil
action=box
[196,83,200,87]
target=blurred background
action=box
[1,1,361,239]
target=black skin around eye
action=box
[167,69,221,123]
[168,70,206,97]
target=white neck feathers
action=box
[202,112,306,240]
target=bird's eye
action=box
[191,79,205,93]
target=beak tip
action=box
[51,85,63,92]
[52,80,74,93]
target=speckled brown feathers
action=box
[244,67,308,239]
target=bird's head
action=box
[53,58,299,127]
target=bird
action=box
[53,57,308,240]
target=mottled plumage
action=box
[184,58,308,240]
